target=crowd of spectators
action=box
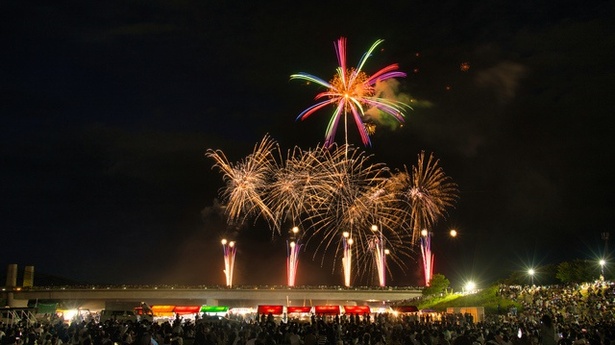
[1,282,613,345]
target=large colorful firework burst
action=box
[291,37,411,148]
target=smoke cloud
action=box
[475,61,527,103]
[364,79,431,131]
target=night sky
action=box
[2,0,614,289]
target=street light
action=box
[464,281,476,294]
[599,259,606,279]
[528,268,535,286]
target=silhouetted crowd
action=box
[1,282,613,345]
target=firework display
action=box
[206,38,458,287]
[291,37,411,148]
[207,136,457,286]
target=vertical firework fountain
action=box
[371,224,386,287]
[287,226,302,287]
[221,239,236,287]
[342,231,354,287]
[420,229,433,286]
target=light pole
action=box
[342,231,353,287]
[221,239,237,288]
[371,224,386,287]
[287,226,302,287]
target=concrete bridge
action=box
[7,286,423,308]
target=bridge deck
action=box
[9,286,422,307]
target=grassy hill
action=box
[414,285,522,314]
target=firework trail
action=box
[341,231,353,287]
[286,226,302,286]
[206,135,279,227]
[420,230,434,286]
[369,224,387,286]
[291,37,411,148]
[388,151,459,244]
[221,239,236,287]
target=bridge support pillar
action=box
[5,264,17,307]
[5,292,15,307]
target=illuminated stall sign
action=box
[152,305,175,318]
[257,305,284,315]
[174,306,201,315]
[36,303,58,314]
[200,306,229,314]
[314,305,340,315]
[287,306,312,314]
[229,307,255,315]
[343,306,370,314]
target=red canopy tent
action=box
[343,306,370,314]
[257,305,284,315]
[287,306,312,314]
[314,305,341,315]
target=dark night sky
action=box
[2,0,614,289]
